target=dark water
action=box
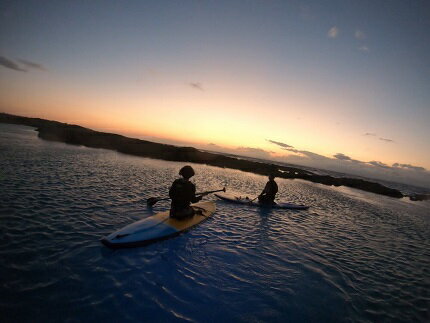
[1,124,429,322]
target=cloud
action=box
[266,139,312,156]
[355,30,366,40]
[189,82,204,91]
[267,140,330,160]
[266,139,293,149]
[358,45,370,52]
[334,154,425,173]
[18,59,46,71]
[328,26,339,38]
[270,142,424,178]
[235,146,274,160]
[393,163,425,172]
[287,148,301,154]
[333,153,363,164]
[368,161,391,169]
[0,56,46,72]
[364,133,394,143]
[206,139,430,187]
[299,150,330,160]
[379,137,394,143]
[0,56,26,72]
[237,147,268,154]
[334,153,352,161]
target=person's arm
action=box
[191,195,203,203]
[190,183,202,203]
[259,182,269,197]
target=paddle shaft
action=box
[196,188,226,197]
[147,187,225,206]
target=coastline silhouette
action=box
[2,112,425,200]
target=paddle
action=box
[242,195,259,204]
[146,187,226,206]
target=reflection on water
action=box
[1,124,429,322]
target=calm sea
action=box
[1,124,429,322]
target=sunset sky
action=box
[1,1,429,187]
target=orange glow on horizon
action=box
[1,70,429,171]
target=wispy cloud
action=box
[267,138,427,175]
[355,30,366,40]
[364,133,393,143]
[0,55,46,72]
[235,146,274,159]
[333,153,363,164]
[368,161,391,169]
[334,154,424,172]
[270,139,421,172]
[358,45,370,52]
[18,59,46,71]
[299,150,330,160]
[328,26,339,38]
[237,147,269,154]
[0,56,26,72]
[266,139,293,149]
[333,153,352,161]
[222,139,430,186]
[379,137,394,143]
[393,163,425,172]
[267,139,329,160]
[189,82,204,91]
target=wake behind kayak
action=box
[101,201,216,248]
[215,193,309,210]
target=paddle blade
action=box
[146,197,159,206]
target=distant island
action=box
[1,112,428,201]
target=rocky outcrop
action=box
[0,112,411,199]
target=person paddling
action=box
[169,165,202,219]
[258,174,278,205]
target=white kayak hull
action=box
[215,193,309,210]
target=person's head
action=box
[269,174,276,181]
[179,165,195,179]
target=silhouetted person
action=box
[258,174,278,205]
[169,165,202,219]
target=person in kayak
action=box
[169,165,202,219]
[258,174,278,205]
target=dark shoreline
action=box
[2,112,428,201]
